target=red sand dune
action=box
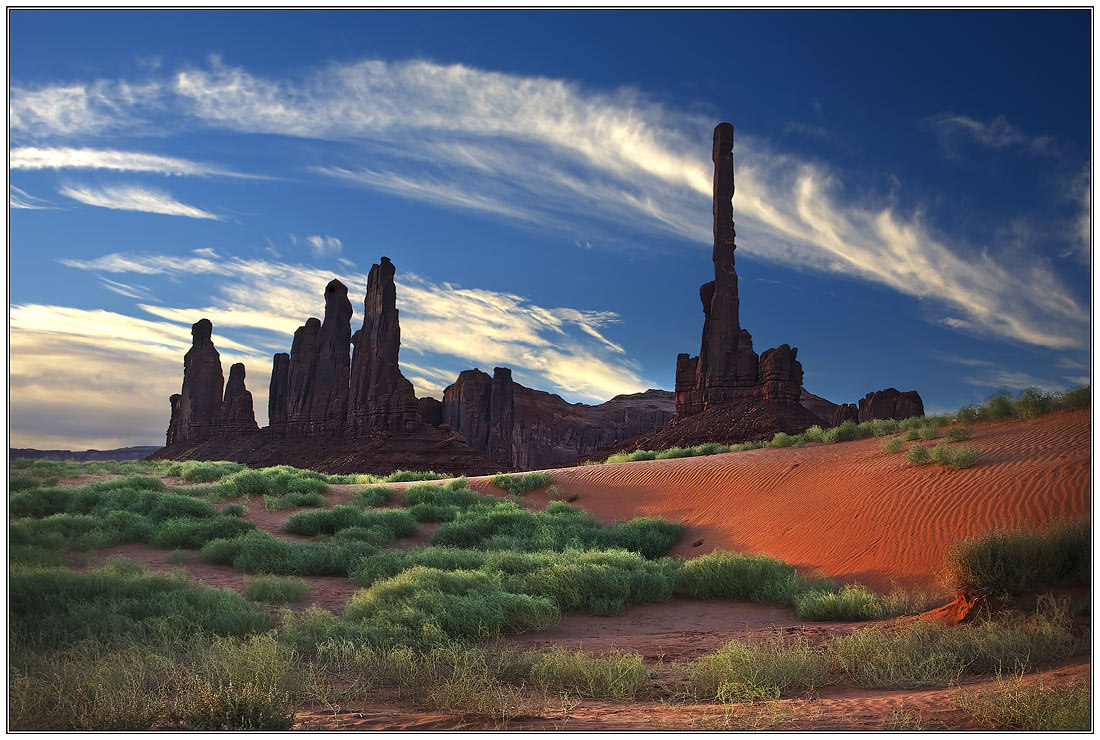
[473,410,1090,592]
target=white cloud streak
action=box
[9,185,54,210]
[926,113,1055,153]
[11,146,255,177]
[59,183,221,219]
[304,234,342,258]
[11,58,1088,350]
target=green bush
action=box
[795,584,884,621]
[200,530,380,577]
[906,444,931,466]
[687,636,830,702]
[527,648,649,699]
[930,441,953,465]
[150,516,256,549]
[350,485,396,508]
[881,437,903,454]
[954,674,1090,730]
[943,518,1089,596]
[951,446,981,469]
[917,423,941,440]
[822,421,861,444]
[222,503,246,518]
[283,506,417,539]
[944,426,973,442]
[384,470,448,483]
[179,461,247,483]
[243,575,310,603]
[489,471,553,495]
[769,433,794,448]
[829,599,1076,688]
[218,467,330,498]
[403,482,497,509]
[675,550,833,606]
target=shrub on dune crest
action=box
[489,471,553,495]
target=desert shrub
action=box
[687,636,830,702]
[243,575,310,603]
[350,485,396,508]
[984,392,1016,421]
[10,473,43,492]
[351,547,491,586]
[430,500,682,559]
[10,560,271,649]
[692,442,733,456]
[906,444,931,466]
[881,437,903,454]
[954,674,1090,730]
[944,426,973,442]
[769,432,794,449]
[675,550,833,606]
[489,470,553,495]
[409,503,459,522]
[943,518,1089,596]
[218,467,330,498]
[654,446,691,459]
[200,530,380,577]
[801,425,826,443]
[902,429,921,441]
[179,461,247,483]
[1057,384,1089,411]
[344,566,558,644]
[822,421,861,444]
[150,516,256,549]
[954,405,982,424]
[868,418,900,437]
[384,470,447,483]
[917,423,942,440]
[404,645,533,720]
[1014,387,1057,419]
[545,484,567,500]
[222,503,246,518]
[829,600,1076,689]
[949,446,980,469]
[403,482,497,509]
[795,584,883,621]
[527,648,649,699]
[930,441,953,465]
[283,505,417,539]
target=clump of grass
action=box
[489,470,553,495]
[769,432,794,448]
[917,423,942,440]
[243,575,311,603]
[930,440,953,464]
[802,425,826,443]
[943,518,1089,596]
[944,426,973,442]
[200,530,381,577]
[795,584,884,621]
[526,648,649,699]
[384,470,447,483]
[902,429,921,441]
[350,485,396,508]
[283,505,417,540]
[951,446,981,469]
[675,550,833,607]
[179,461,247,483]
[954,674,1090,730]
[687,636,830,702]
[222,503,246,518]
[828,598,1077,689]
[906,444,931,466]
[881,437,904,454]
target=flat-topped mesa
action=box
[220,363,259,436]
[166,319,225,444]
[857,388,925,423]
[347,257,420,434]
[675,123,807,418]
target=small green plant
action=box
[489,471,553,495]
[881,437,903,454]
[951,446,981,469]
[944,426,973,442]
[222,503,246,518]
[903,429,921,441]
[930,440,953,464]
[954,674,1090,730]
[243,575,310,603]
[687,636,830,702]
[770,432,794,448]
[526,648,649,699]
[906,444,931,466]
[350,485,396,508]
[917,423,942,440]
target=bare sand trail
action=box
[473,410,1090,592]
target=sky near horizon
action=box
[8,9,1092,450]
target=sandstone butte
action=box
[154,122,921,472]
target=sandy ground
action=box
[62,410,1090,730]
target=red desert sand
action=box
[80,409,1089,730]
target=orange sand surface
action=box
[488,409,1090,592]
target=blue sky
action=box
[9,9,1092,450]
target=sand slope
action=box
[491,410,1090,591]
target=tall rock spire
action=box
[347,256,420,434]
[221,362,259,436]
[167,318,225,444]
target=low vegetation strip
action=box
[489,470,553,495]
[954,674,1090,730]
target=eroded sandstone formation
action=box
[442,368,676,469]
[165,319,257,445]
[857,388,925,423]
[347,257,421,435]
[672,123,816,426]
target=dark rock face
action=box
[166,319,226,444]
[348,257,420,434]
[799,389,839,425]
[221,363,259,437]
[268,353,290,434]
[418,397,443,427]
[443,368,676,469]
[671,123,819,436]
[165,319,259,445]
[283,280,353,437]
[831,403,859,426]
[858,388,925,422]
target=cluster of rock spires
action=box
[157,257,673,473]
[157,122,922,472]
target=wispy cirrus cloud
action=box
[59,249,655,404]
[11,146,258,178]
[59,183,222,219]
[9,185,55,210]
[926,113,1055,154]
[304,234,342,258]
[11,58,1089,350]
